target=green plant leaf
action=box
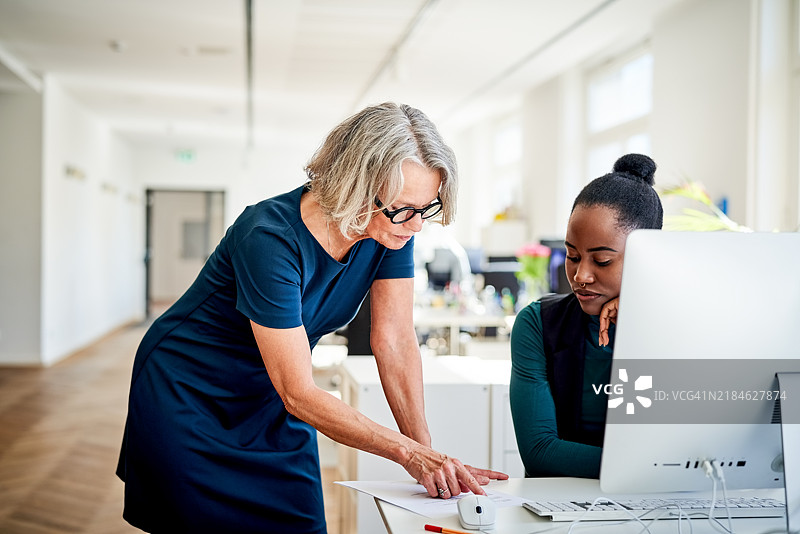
[660,182,713,207]
[660,179,752,233]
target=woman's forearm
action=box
[284,380,418,466]
[374,338,431,446]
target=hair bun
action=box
[613,153,656,186]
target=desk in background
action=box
[413,307,514,355]
[376,477,787,533]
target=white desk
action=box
[376,477,787,533]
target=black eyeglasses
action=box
[374,195,443,224]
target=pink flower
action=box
[516,243,551,258]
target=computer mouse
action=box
[457,494,496,530]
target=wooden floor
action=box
[0,322,341,533]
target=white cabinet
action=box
[337,356,524,534]
[435,357,525,478]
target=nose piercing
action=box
[580,283,586,288]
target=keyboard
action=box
[523,496,786,522]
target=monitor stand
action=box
[778,372,800,534]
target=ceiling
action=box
[0,0,686,151]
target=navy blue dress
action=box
[117,185,414,533]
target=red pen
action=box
[424,524,474,534]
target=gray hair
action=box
[305,102,458,237]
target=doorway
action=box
[145,189,225,318]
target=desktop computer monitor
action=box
[598,231,800,529]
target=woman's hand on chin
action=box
[598,297,619,347]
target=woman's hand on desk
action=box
[465,464,509,485]
[403,445,508,499]
[598,297,619,347]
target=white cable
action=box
[702,459,735,534]
[715,461,734,533]
[709,475,721,531]
[633,504,693,534]
[674,504,693,534]
[564,498,701,534]
[565,497,653,534]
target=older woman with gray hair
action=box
[117,102,507,534]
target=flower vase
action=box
[526,278,547,302]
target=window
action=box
[585,48,653,181]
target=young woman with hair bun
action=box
[510,153,663,478]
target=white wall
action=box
[131,141,311,229]
[651,0,753,224]
[652,0,796,232]
[449,122,497,248]
[0,91,43,364]
[522,70,585,243]
[40,79,143,365]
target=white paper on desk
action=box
[335,480,528,518]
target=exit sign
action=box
[175,149,196,163]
